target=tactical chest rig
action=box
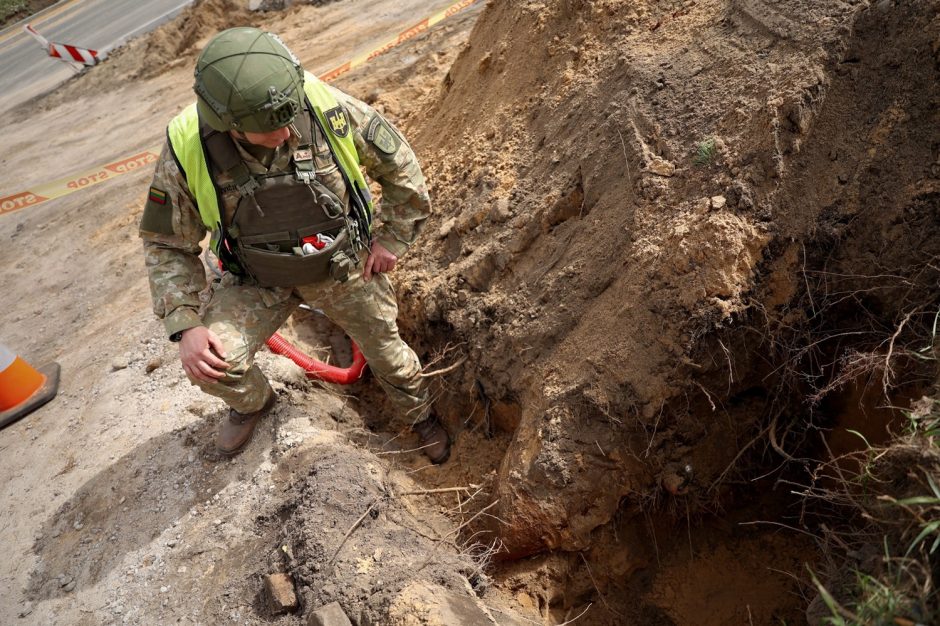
[201,100,371,287]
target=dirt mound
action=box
[391,0,939,619]
[3,0,938,623]
[400,0,844,556]
[132,0,252,78]
[276,443,501,625]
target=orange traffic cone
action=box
[0,343,60,429]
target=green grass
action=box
[0,0,28,21]
[812,392,940,626]
[694,137,717,166]
[851,573,909,625]
[813,567,921,626]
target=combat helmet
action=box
[194,27,304,133]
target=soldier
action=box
[138,27,449,463]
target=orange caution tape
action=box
[1,150,161,216]
[0,0,480,218]
[320,0,478,81]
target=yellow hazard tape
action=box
[0,0,480,217]
[1,150,161,216]
[319,0,478,82]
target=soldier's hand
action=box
[363,241,397,282]
[179,326,229,383]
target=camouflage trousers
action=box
[189,266,429,424]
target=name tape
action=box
[0,0,480,217]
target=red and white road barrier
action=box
[49,40,101,65]
[23,23,105,67]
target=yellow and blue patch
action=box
[324,107,350,138]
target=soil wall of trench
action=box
[3,0,937,623]
[392,0,940,591]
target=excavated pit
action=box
[387,0,940,623]
[2,0,937,624]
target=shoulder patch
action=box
[148,186,168,205]
[140,186,175,235]
[324,106,350,138]
[365,115,402,156]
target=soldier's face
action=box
[238,125,291,149]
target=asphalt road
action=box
[0,0,192,113]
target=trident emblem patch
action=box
[325,107,350,138]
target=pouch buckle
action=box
[236,177,260,198]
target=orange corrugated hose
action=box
[265,333,367,384]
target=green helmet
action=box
[194,27,304,133]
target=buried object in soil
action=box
[412,415,451,464]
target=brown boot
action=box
[216,393,276,456]
[413,416,451,464]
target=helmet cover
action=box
[194,27,304,133]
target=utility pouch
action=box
[238,229,351,287]
[329,250,357,283]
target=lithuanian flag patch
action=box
[141,185,174,235]
[148,186,167,205]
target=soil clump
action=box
[394,0,939,622]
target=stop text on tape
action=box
[1,192,48,215]
[1,150,159,216]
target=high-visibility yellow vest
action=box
[166,72,372,257]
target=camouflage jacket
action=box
[139,83,431,338]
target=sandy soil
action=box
[2,0,938,625]
[0,1,516,625]
[395,0,937,622]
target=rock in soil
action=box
[646,156,676,177]
[264,573,298,614]
[307,601,352,626]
